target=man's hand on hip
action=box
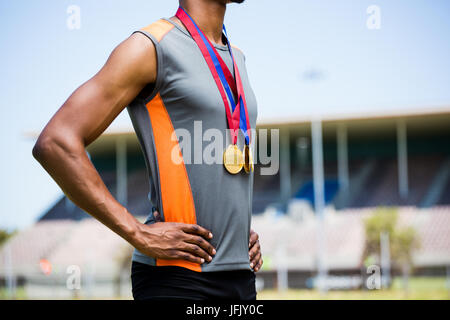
[132,210,216,265]
[249,229,263,272]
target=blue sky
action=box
[1,0,450,230]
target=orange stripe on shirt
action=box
[141,19,174,42]
[146,94,201,272]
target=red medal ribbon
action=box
[175,7,249,145]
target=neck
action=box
[179,0,227,46]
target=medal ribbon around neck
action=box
[222,25,252,147]
[175,7,251,146]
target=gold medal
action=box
[223,144,244,175]
[243,145,254,174]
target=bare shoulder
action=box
[119,32,157,66]
[101,32,157,84]
[102,18,175,85]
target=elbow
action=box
[33,130,83,165]
[32,134,54,163]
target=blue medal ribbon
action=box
[181,7,250,146]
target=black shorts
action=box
[131,261,257,300]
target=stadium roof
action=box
[26,104,450,138]
[257,104,450,126]
[24,105,450,156]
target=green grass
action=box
[1,277,449,300]
[0,287,27,300]
[257,277,450,300]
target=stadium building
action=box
[1,106,449,298]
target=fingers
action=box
[184,235,216,257]
[254,256,263,272]
[249,229,259,248]
[178,224,215,264]
[153,210,162,222]
[181,224,213,240]
[249,238,261,269]
[169,250,206,265]
[249,231,263,272]
[250,250,261,267]
[150,221,215,264]
[182,243,213,263]
[249,239,260,261]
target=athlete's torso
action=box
[127,18,258,273]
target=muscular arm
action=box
[32,33,215,264]
[33,33,154,242]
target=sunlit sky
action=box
[1,0,449,230]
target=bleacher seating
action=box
[4,205,449,283]
[39,170,117,221]
[252,170,281,213]
[0,221,77,275]
[250,206,450,270]
[347,155,446,208]
[39,168,152,222]
[294,180,339,208]
[437,178,450,205]
[125,169,153,217]
[38,153,449,221]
